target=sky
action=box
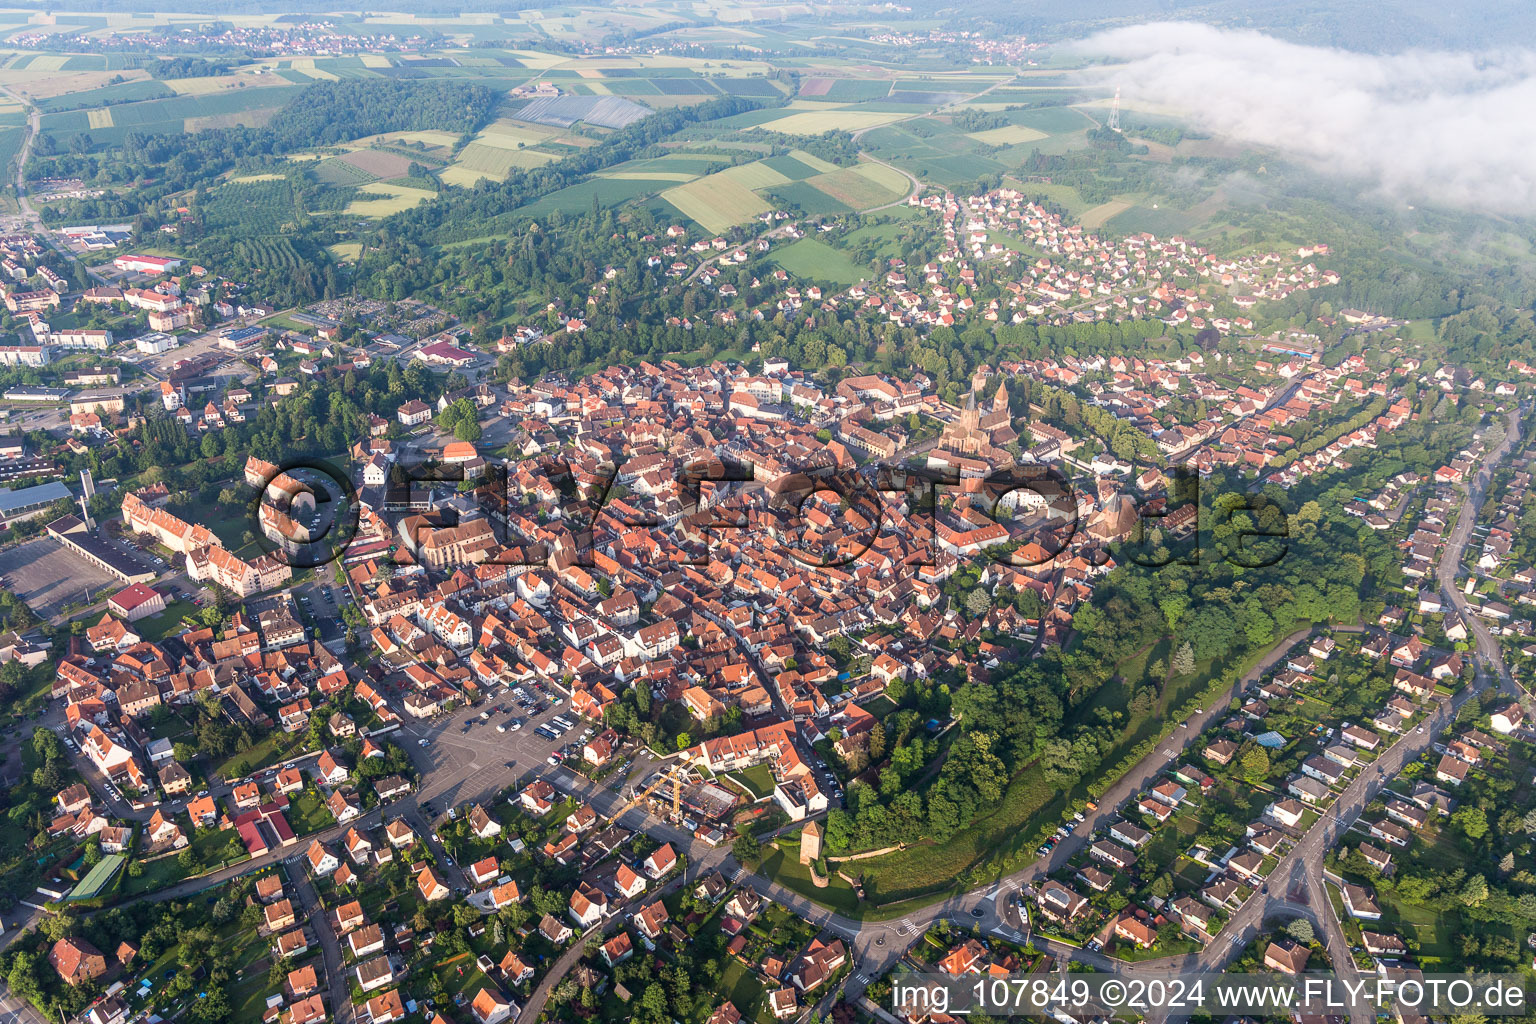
[1076,22,1536,216]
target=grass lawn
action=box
[122,853,186,897]
[758,839,861,915]
[288,787,336,835]
[769,238,867,285]
[217,731,307,780]
[729,764,776,800]
[133,599,197,641]
[719,959,769,1023]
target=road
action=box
[1437,403,1526,696]
[0,85,108,286]
[290,864,354,1024]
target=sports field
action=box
[662,174,771,233]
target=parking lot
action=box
[0,536,121,617]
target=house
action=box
[306,840,340,877]
[265,899,297,931]
[1368,818,1414,848]
[1362,931,1409,958]
[1435,753,1469,787]
[283,995,327,1024]
[398,400,432,426]
[1137,795,1175,822]
[333,900,366,935]
[1266,798,1306,828]
[1204,738,1239,765]
[1490,703,1525,734]
[1263,938,1311,975]
[1357,842,1395,875]
[469,856,500,887]
[1036,880,1089,923]
[569,883,605,926]
[789,938,847,993]
[467,804,501,839]
[385,819,416,847]
[469,987,514,1024]
[344,827,375,863]
[285,964,320,999]
[635,900,670,941]
[1342,883,1383,920]
[86,997,130,1024]
[613,863,647,900]
[769,989,799,1019]
[520,780,556,815]
[355,956,396,992]
[1287,776,1330,805]
[1109,820,1151,848]
[1105,910,1155,951]
[1089,840,1137,870]
[1301,755,1347,786]
[314,750,349,785]
[349,924,386,959]
[642,842,677,879]
[1169,896,1216,939]
[500,951,535,985]
[49,938,107,985]
[539,915,573,945]
[489,880,522,910]
[274,929,309,959]
[146,809,187,848]
[417,866,451,901]
[601,931,633,967]
[362,989,406,1024]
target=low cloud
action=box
[1074,22,1536,215]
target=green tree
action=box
[1239,745,1270,784]
[732,834,762,866]
[1453,806,1489,840]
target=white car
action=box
[419,738,430,747]
[496,724,508,733]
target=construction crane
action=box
[611,760,696,824]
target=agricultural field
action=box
[753,108,908,134]
[968,123,1048,146]
[441,142,554,186]
[662,173,771,233]
[802,161,910,208]
[345,180,438,217]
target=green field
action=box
[770,239,866,285]
[764,180,851,217]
